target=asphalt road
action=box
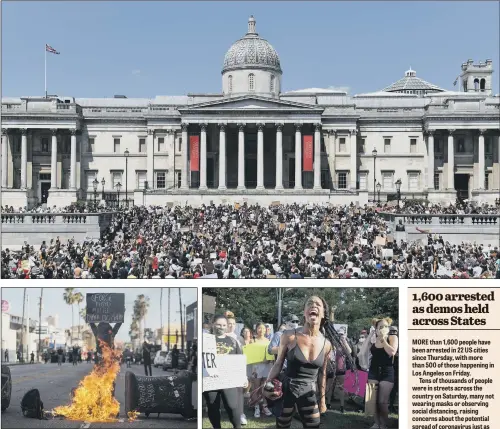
[1,362,196,428]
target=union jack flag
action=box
[45,44,60,55]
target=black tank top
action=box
[370,344,393,368]
[285,330,326,382]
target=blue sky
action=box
[1,287,197,342]
[2,1,499,98]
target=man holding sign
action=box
[203,315,247,429]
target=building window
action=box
[139,138,146,153]
[113,138,121,153]
[434,173,440,190]
[86,171,97,190]
[384,138,391,154]
[177,137,182,153]
[408,172,419,191]
[248,73,255,91]
[228,75,233,93]
[485,174,489,190]
[480,78,486,91]
[157,137,165,152]
[64,138,70,154]
[111,171,122,189]
[457,139,465,153]
[136,171,146,189]
[41,138,49,152]
[410,138,417,154]
[358,138,365,154]
[358,172,367,190]
[88,137,95,153]
[270,75,275,93]
[337,172,347,189]
[339,137,346,152]
[155,171,166,189]
[474,78,479,91]
[382,171,394,190]
[175,169,182,188]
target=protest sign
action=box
[344,369,368,397]
[375,236,387,247]
[203,355,247,391]
[86,293,125,323]
[381,249,394,259]
[242,342,274,365]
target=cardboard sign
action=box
[324,251,333,264]
[387,235,394,243]
[304,249,316,257]
[203,354,247,391]
[86,293,125,323]
[242,342,274,365]
[202,333,217,378]
[279,223,286,231]
[271,201,281,206]
[381,249,394,259]
[360,238,368,246]
[234,203,240,210]
[375,236,386,247]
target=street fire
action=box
[53,341,123,422]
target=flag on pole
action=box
[45,44,60,55]
[453,76,459,86]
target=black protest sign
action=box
[86,293,125,323]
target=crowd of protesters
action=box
[2,200,499,279]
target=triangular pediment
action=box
[178,95,323,112]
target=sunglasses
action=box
[291,320,299,323]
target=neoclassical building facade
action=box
[2,16,499,208]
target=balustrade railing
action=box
[1,212,117,225]
[379,212,499,226]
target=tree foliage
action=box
[204,287,398,338]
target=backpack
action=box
[21,388,44,419]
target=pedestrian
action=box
[89,322,122,364]
[142,341,152,376]
[17,350,21,363]
[30,351,35,364]
[171,344,179,370]
[125,349,132,368]
[87,350,92,363]
[72,346,78,366]
[57,347,63,366]
[4,349,8,362]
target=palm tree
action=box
[133,294,150,345]
[63,288,76,343]
[74,292,84,343]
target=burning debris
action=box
[53,340,133,422]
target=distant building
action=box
[1,16,498,208]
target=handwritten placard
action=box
[86,293,125,323]
[203,354,247,392]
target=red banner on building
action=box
[190,135,200,172]
[303,135,313,172]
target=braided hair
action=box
[316,297,360,395]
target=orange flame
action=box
[127,410,140,421]
[53,340,123,422]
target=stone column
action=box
[1,129,8,188]
[330,130,336,182]
[180,123,188,190]
[237,123,246,190]
[147,129,154,188]
[275,123,284,190]
[313,123,322,190]
[50,129,58,189]
[447,129,455,190]
[70,129,77,189]
[218,123,227,190]
[294,123,302,190]
[349,129,357,190]
[427,130,434,190]
[478,129,486,189]
[256,123,264,190]
[199,123,207,190]
[20,129,28,189]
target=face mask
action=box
[214,327,226,336]
[379,326,389,336]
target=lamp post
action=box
[395,178,402,211]
[101,177,105,201]
[124,148,129,208]
[372,147,378,202]
[115,182,122,208]
[92,178,98,209]
[376,181,381,204]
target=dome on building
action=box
[222,16,282,74]
[382,68,445,95]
